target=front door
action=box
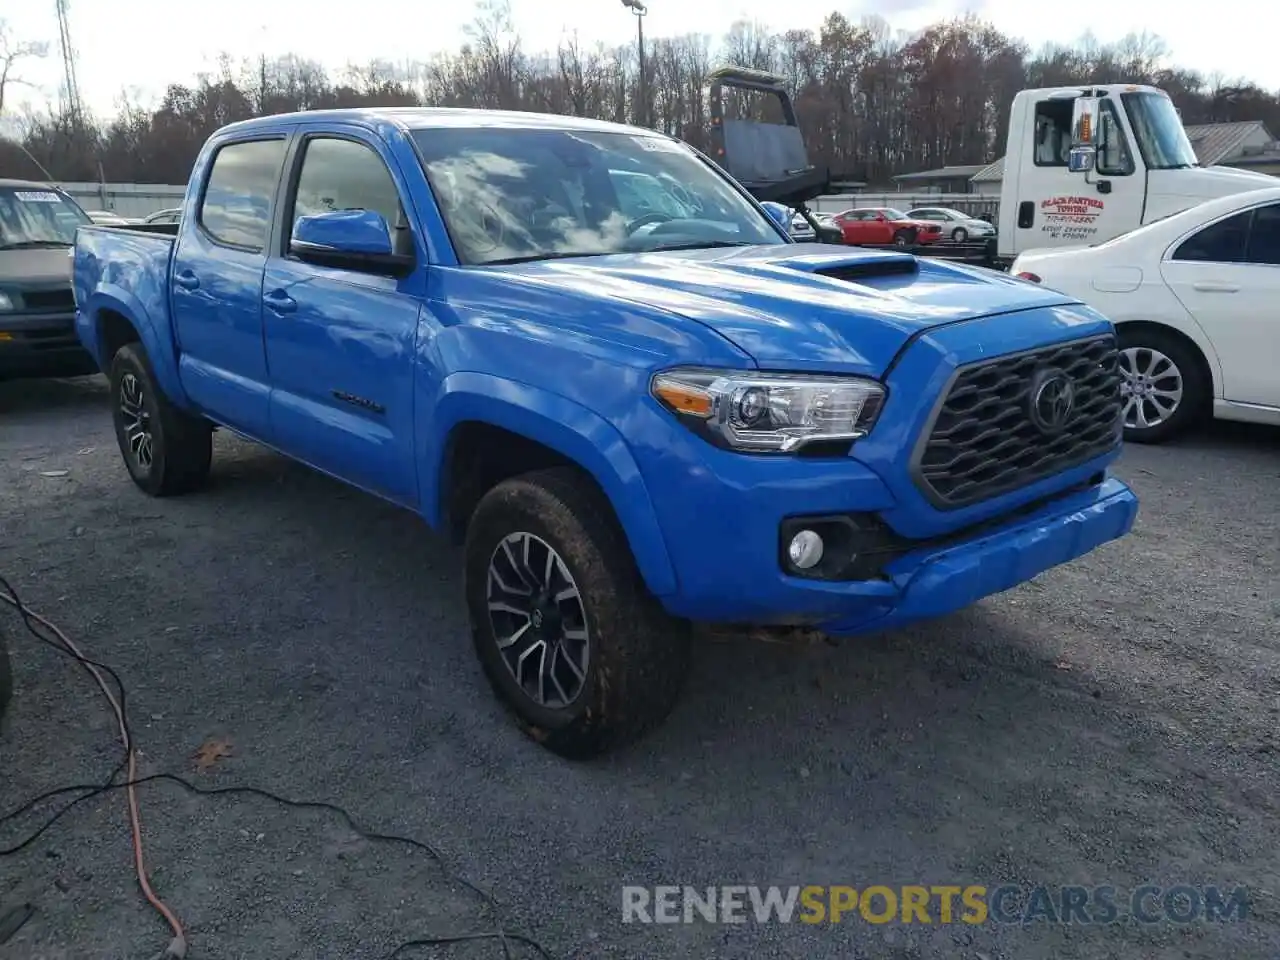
[1012,95,1145,256]
[170,135,290,438]
[1161,200,1280,407]
[261,127,423,505]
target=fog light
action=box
[787,529,824,570]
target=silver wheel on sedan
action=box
[1119,346,1184,431]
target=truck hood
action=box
[1148,165,1278,205]
[0,246,74,285]
[485,244,1075,375]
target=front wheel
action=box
[464,467,691,759]
[1117,328,1207,444]
[109,343,213,496]
[951,227,968,243]
[893,229,915,248]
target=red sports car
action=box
[830,207,943,247]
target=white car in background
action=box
[905,206,996,243]
[789,212,816,241]
[1011,186,1280,444]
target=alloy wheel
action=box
[119,372,154,468]
[1119,346,1184,430]
[486,532,590,709]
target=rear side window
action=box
[1171,211,1250,263]
[1245,203,1280,266]
[199,139,287,250]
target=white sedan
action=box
[1010,186,1280,443]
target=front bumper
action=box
[647,430,1136,634]
[0,311,99,378]
[819,477,1136,635]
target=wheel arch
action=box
[1113,318,1220,406]
[423,374,678,599]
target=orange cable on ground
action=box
[0,591,186,959]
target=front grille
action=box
[911,334,1122,509]
[22,288,76,312]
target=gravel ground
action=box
[1,374,1279,960]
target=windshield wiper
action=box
[643,240,755,253]
[0,240,72,250]
[482,250,617,266]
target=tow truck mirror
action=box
[1069,96,1101,173]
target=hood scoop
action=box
[811,255,919,283]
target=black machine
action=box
[706,66,843,244]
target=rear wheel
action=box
[1116,327,1207,444]
[109,343,213,496]
[464,467,690,759]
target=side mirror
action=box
[290,209,414,276]
[1069,96,1101,174]
[761,201,790,229]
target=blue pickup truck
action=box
[73,107,1138,757]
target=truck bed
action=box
[72,224,176,369]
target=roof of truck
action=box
[0,178,57,190]
[219,107,659,138]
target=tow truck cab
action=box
[998,83,1277,260]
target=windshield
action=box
[408,127,786,265]
[0,186,92,248]
[881,209,910,221]
[1121,92,1199,171]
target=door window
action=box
[289,137,404,242]
[1244,203,1280,266]
[199,138,287,250]
[1171,211,1251,263]
[1033,100,1072,166]
[1095,101,1135,177]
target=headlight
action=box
[0,291,13,311]
[651,367,886,453]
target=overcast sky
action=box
[3,0,1275,119]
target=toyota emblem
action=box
[1029,368,1076,433]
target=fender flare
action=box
[424,372,678,598]
[82,286,193,407]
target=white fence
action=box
[54,183,1004,223]
[57,181,187,219]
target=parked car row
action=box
[781,206,997,248]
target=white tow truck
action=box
[997,83,1276,261]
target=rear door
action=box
[1161,202,1280,407]
[261,125,424,505]
[170,135,291,437]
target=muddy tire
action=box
[464,467,690,759]
[109,343,213,496]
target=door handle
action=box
[1192,281,1238,293]
[174,270,200,291]
[263,290,297,314]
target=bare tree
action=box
[4,13,1278,187]
[0,19,50,118]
